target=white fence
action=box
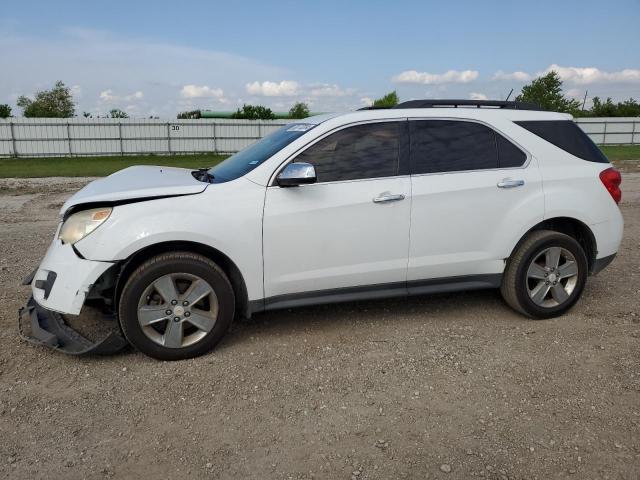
[575,117,640,145]
[0,118,292,158]
[0,116,637,158]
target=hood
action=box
[61,165,208,214]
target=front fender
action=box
[74,180,266,301]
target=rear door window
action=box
[409,120,527,174]
[516,120,608,163]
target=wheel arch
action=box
[112,240,250,318]
[511,217,597,272]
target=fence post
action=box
[632,120,637,145]
[66,122,72,156]
[212,121,218,154]
[9,121,17,157]
[602,121,607,145]
[258,120,262,139]
[167,122,172,154]
[118,122,124,156]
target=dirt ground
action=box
[0,173,639,480]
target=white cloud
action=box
[392,69,479,85]
[99,88,145,103]
[125,90,144,101]
[491,65,640,85]
[99,89,115,101]
[246,80,299,96]
[541,64,640,85]
[70,84,83,99]
[180,85,224,99]
[360,97,373,107]
[492,70,531,82]
[309,84,354,97]
[469,92,488,100]
[0,27,287,117]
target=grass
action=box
[600,145,640,173]
[0,154,228,178]
[0,145,638,178]
[600,145,640,161]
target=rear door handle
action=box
[372,193,405,203]
[497,179,525,189]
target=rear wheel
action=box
[501,230,588,318]
[119,252,235,360]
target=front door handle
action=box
[497,179,525,189]
[373,193,405,203]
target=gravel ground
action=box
[0,173,639,480]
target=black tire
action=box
[501,230,588,319]
[118,252,235,360]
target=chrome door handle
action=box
[497,179,525,189]
[373,193,405,203]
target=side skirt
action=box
[249,274,502,314]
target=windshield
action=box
[208,123,315,182]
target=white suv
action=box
[20,100,623,360]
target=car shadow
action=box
[63,288,523,360]
[217,288,522,351]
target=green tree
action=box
[16,81,75,117]
[614,98,640,117]
[109,108,129,118]
[231,104,276,120]
[372,91,399,108]
[0,104,11,118]
[590,97,617,117]
[515,71,580,114]
[288,102,310,119]
[580,97,640,117]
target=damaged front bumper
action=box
[31,238,113,315]
[18,296,128,355]
[18,237,128,355]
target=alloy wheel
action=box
[526,247,579,308]
[137,273,218,348]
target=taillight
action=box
[599,167,622,204]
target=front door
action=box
[262,120,411,306]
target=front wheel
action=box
[118,252,235,360]
[501,230,588,319]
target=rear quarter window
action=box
[516,120,609,163]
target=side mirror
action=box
[276,162,317,187]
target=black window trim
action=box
[407,117,532,177]
[268,118,410,187]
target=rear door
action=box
[407,119,544,288]
[262,120,411,305]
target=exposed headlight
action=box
[59,207,112,244]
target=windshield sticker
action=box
[286,124,314,132]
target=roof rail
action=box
[391,99,543,110]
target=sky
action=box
[1,0,639,118]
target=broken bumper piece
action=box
[18,296,128,355]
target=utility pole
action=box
[582,90,588,111]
